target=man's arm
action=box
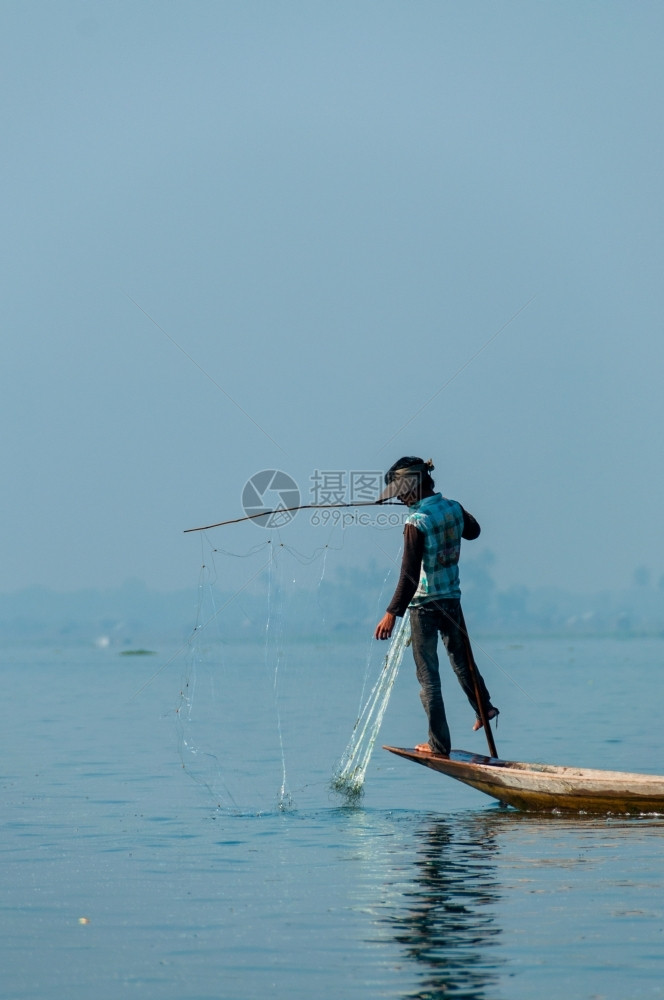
[374,525,424,639]
[386,524,424,615]
[461,507,481,540]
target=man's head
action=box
[378,456,435,505]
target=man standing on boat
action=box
[374,457,498,757]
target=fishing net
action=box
[172,528,402,812]
[331,611,411,801]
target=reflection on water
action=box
[377,808,664,1000]
[382,814,504,999]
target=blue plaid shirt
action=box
[405,493,465,604]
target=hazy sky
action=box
[3,1,663,596]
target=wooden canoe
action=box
[383,746,664,814]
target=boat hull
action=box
[383,747,664,814]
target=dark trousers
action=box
[409,600,493,755]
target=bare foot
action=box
[415,742,449,757]
[473,707,499,731]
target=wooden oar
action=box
[459,610,498,758]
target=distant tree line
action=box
[1,553,663,646]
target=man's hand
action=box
[374,612,396,640]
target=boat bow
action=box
[383,746,664,814]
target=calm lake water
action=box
[3,633,664,999]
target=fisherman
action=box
[374,457,498,757]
